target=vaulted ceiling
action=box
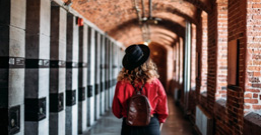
[63,0,211,47]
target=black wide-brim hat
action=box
[122,44,150,71]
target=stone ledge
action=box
[244,112,261,135]
[227,85,242,92]
[200,91,207,98]
[216,98,226,108]
[214,99,227,119]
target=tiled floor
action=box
[84,96,194,135]
[83,111,122,135]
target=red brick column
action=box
[195,10,202,104]
[227,0,247,134]
[207,0,228,112]
[195,10,208,104]
[207,1,218,113]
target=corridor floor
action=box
[84,96,194,135]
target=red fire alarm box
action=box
[77,17,84,26]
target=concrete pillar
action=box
[117,46,122,79]
[49,3,67,135]
[87,27,95,126]
[104,38,110,111]
[24,0,50,134]
[183,21,191,111]
[112,44,118,100]
[77,25,88,133]
[117,47,121,73]
[65,13,79,135]
[100,35,105,115]
[0,0,26,134]
[120,48,124,72]
[109,42,114,107]
[108,41,111,108]
[94,31,101,120]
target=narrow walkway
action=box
[84,96,194,135]
[161,96,194,135]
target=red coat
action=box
[112,78,168,123]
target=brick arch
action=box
[150,33,177,45]
[64,0,203,38]
[109,18,185,46]
[117,30,179,47]
[108,18,185,37]
[121,34,176,48]
[62,0,215,50]
[149,28,178,39]
[152,12,186,29]
[114,24,178,42]
[64,0,214,34]
[152,2,197,23]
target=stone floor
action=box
[84,96,194,135]
[161,97,194,135]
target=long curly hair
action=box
[117,59,159,84]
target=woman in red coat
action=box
[112,44,168,135]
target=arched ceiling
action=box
[64,0,210,47]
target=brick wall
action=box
[245,0,261,114]
[207,1,231,135]
[167,0,260,135]
[216,1,228,99]
[227,0,247,134]
[214,99,229,135]
[226,87,244,134]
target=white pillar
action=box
[94,32,101,120]
[77,24,88,133]
[87,27,95,126]
[24,0,50,134]
[100,35,106,115]
[65,13,79,135]
[104,37,110,111]
[49,3,67,135]
[0,0,26,134]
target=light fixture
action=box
[142,17,162,24]
[133,0,163,42]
